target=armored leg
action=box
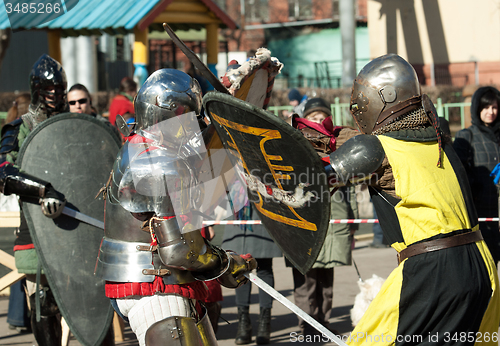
[145,312,217,346]
[29,284,61,346]
[197,307,218,346]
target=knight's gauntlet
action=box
[216,251,257,289]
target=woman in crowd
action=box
[453,86,500,265]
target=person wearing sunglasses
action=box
[68,84,119,138]
[68,84,95,116]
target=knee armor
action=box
[144,311,217,346]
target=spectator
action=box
[68,84,120,142]
[222,197,282,345]
[5,93,30,124]
[290,97,359,336]
[453,86,500,265]
[7,279,30,333]
[68,83,95,115]
[108,77,137,126]
[281,88,308,124]
[370,206,387,248]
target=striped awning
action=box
[0,0,236,36]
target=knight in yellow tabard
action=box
[328,54,500,345]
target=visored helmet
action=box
[350,54,421,134]
[29,54,68,117]
[134,68,202,132]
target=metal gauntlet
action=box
[216,251,257,289]
[0,163,49,198]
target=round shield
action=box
[203,93,331,274]
[18,113,121,346]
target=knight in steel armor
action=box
[96,68,257,346]
[0,54,116,346]
[0,54,69,346]
[326,54,500,344]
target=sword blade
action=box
[62,207,104,230]
[245,273,348,346]
[163,23,230,94]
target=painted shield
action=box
[203,93,331,274]
[18,113,121,346]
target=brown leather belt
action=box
[397,230,483,264]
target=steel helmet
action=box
[350,54,421,134]
[134,68,202,132]
[29,54,68,116]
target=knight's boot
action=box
[256,307,271,345]
[29,287,61,346]
[235,306,252,345]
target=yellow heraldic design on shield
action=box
[210,111,317,231]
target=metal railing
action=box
[268,98,471,128]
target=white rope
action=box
[202,218,499,225]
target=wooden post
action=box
[205,22,219,77]
[113,312,125,342]
[47,30,62,63]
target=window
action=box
[332,0,339,17]
[245,0,268,22]
[288,0,313,20]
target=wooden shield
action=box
[203,93,330,274]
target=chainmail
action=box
[372,107,430,136]
[21,104,48,131]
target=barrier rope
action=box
[202,218,499,225]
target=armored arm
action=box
[327,134,386,185]
[152,216,257,288]
[0,120,66,218]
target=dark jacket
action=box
[221,204,282,259]
[453,86,500,262]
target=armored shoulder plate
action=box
[329,134,385,183]
[0,118,23,157]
